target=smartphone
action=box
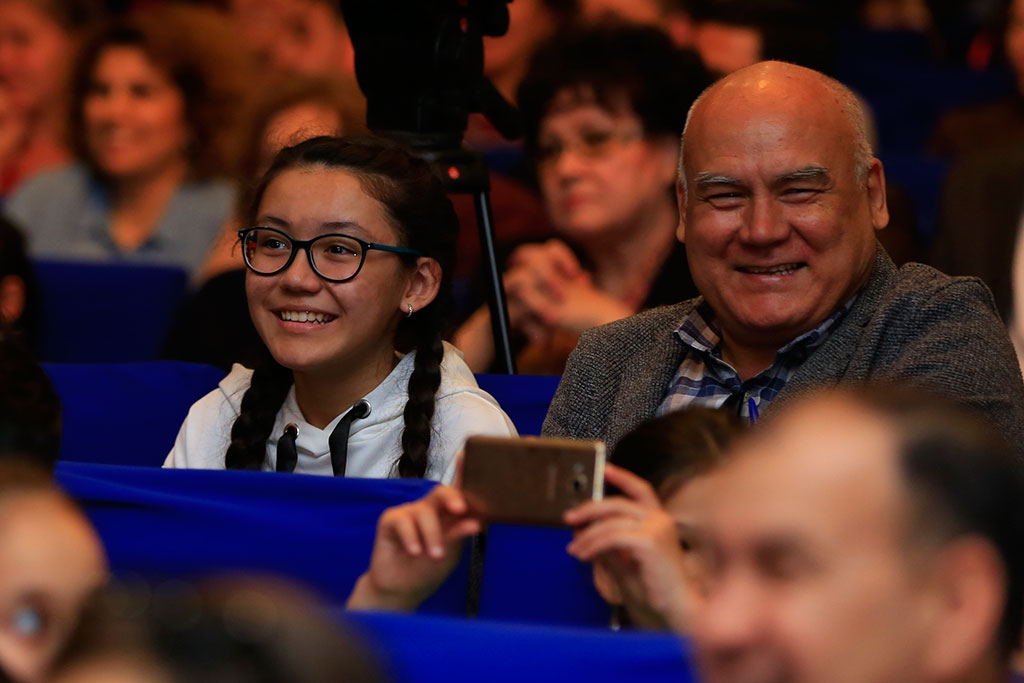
[460,435,606,526]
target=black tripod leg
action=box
[473,190,517,375]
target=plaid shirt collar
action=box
[674,296,856,364]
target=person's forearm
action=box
[345,573,425,612]
[451,306,496,373]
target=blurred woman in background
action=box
[0,0,103,196]
[3,5,246,277]
[454,24,710,374]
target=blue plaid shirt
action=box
[657,297,856,422]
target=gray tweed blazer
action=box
[541,248,1024,460]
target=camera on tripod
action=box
[339,0,521,373]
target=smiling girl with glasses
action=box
[165,136,515,481]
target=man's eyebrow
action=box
[694,172,744,187]
[774,165,831,184]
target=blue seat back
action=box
[478,523,610,626]
[475,373,560,435]
[33,259,189,362]
[57,462,470,613]
[350,611,696,683]
[44,362,225,466]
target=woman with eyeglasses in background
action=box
[454,24,711,375]
[165,136,515,482]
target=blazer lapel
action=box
[771,245,896,411]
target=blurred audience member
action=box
[454,25,710,374]
[0,216,36,342]
[0,461,106,683]
[691,0,835,76]
[163,76,366,371]
[579,0,696,46]
[463,0,577,166]
[860,0,933,31]
[0,0,103,196]
[931,143,1024,368]
[481,0,577,107]
[0,327,59,470]
[689,386,1023,683]
[229,0,354,81]
[3,5,245,278]
[542,61,1024,457]
[51,578,384,683]
[929,0,1024,157]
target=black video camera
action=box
[339,0,521,153]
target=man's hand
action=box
[346,485,480,612]
[564,464,693,633]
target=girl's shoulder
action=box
[435,343,517,432]
[216,363,257,414]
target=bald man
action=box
[542,60,1024,457]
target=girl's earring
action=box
[406,304,414,318]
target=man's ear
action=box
[866,158,889,232]
[401,257,442,316]
[919,537,1006,681]
[0,275,26,324]
[676,178,687,243]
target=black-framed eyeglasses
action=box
[238,226,422,283]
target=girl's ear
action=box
[401,257,442,316]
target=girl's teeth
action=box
[280,311,330,323]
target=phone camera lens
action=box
[571,474,589,494]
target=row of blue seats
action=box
[43,362,560,466]
[43,362,696,682]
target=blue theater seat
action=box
[33,259,189,362]
[475,373,560,436]
[56,462,470,613]
[478,523,610,626]
[349,611,696,683]
[44,361,225,466]
[44,363,559,468]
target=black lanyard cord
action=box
[275,399,371,476]
[328,400,371,476]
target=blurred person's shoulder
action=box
[5,163,88,219]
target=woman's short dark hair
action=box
[610,407,744,499]
[517,23,712,156]
[228,135,459,479]
[67,5,249,180]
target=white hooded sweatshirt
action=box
[164,343,517,483]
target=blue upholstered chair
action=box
[33,259,189,362]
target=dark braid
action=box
[397,305,445,478]
[225,358,292,470]
[233,135,458,477]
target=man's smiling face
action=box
[678,64,888,352]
